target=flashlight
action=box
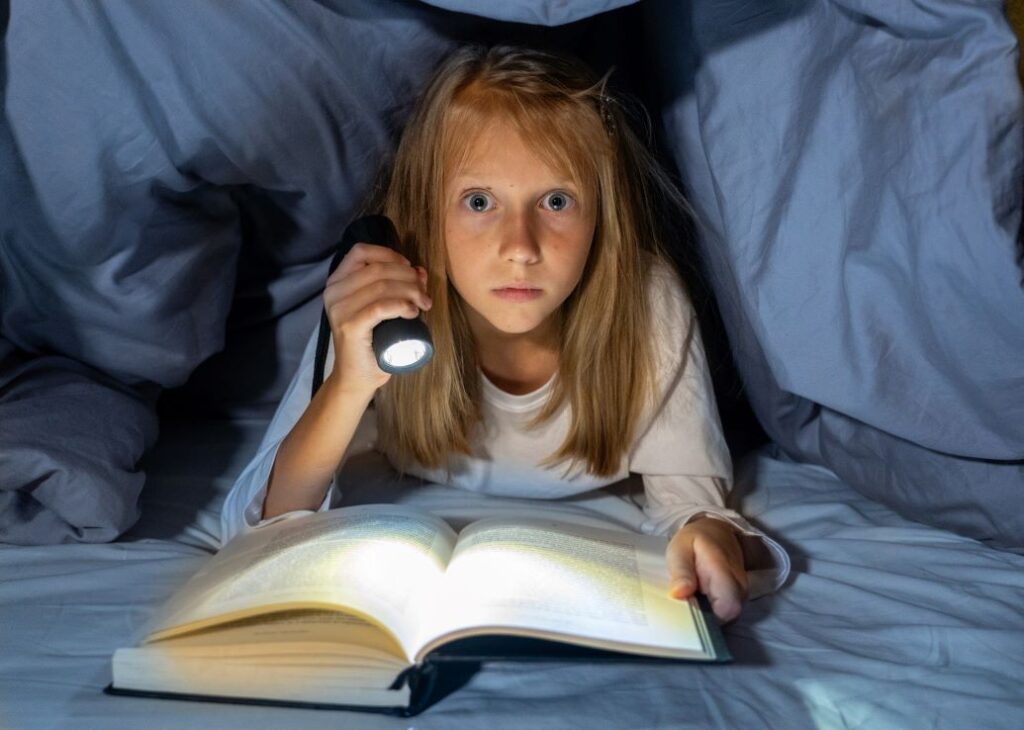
[312,215,434,397]
[345,216,434,374]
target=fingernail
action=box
[669,580,694,599]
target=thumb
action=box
[666,531,697,600]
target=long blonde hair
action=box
[372,45,692,478]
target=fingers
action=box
[327,263,430,309]
[323,247,433,339]
[695,550,746,624]
[667,520,750,624]
[666,529,697,600]
[350,263,431,306]
[328,297,420,339]
[327,242,411,285]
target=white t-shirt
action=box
[220,262,789,596]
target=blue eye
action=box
[464,192,493,212]
[543,192,574,212]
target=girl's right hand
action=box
[323,242,432,396]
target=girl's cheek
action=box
[541,214,591,245]
[458,210,496,235]
[543,214,575,233]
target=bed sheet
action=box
[1,417,1022,729]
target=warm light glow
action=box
[383,339,428,368]
[335,539,446,599]
[412,521,705,658]
[160,516,452,641]
[444,545,640,620]
[151,534,448,680]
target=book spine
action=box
[394,663,440,717]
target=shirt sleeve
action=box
[218,325,375,546]
[630,263,790,598]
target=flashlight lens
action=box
[382,340,428,368]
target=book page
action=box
[154,609,405,663]
[413,517,707,661]
[115,612,410,707]
[148,505,457,659]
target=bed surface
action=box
[2,2,1022,726]
[2,417,1021,729]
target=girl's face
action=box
[444,121,597,347]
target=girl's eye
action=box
[542,192,574,212]
[464,192,493,212]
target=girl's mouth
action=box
[493,287,543,302]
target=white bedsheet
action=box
[2,418,1022,729]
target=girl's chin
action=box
[460,297,560,339]
[473,312,556,338]
[488,321,548,336]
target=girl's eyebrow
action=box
[452,177,578,190]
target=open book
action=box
[110,504,729,715]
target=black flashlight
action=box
[311,215,434,398]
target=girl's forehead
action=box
[461,121,535,161]
[462,119,529,152]
[448,118,580,183]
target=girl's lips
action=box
[493,287,543,302]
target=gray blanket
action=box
[1,0,1021,545]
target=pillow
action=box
[0,0,468,541]
[1,0,466,393]
[649,0,1024,549]
[418,0,638,26]
[0,339,158,544]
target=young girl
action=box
[221,45,788,623]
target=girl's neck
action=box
[480,345,558,395]
[473,322,560,396]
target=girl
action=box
[221,45,788,623]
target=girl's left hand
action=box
[666,516,748,624]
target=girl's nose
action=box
[498,210,541,264]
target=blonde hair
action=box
[372,45,693,478]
